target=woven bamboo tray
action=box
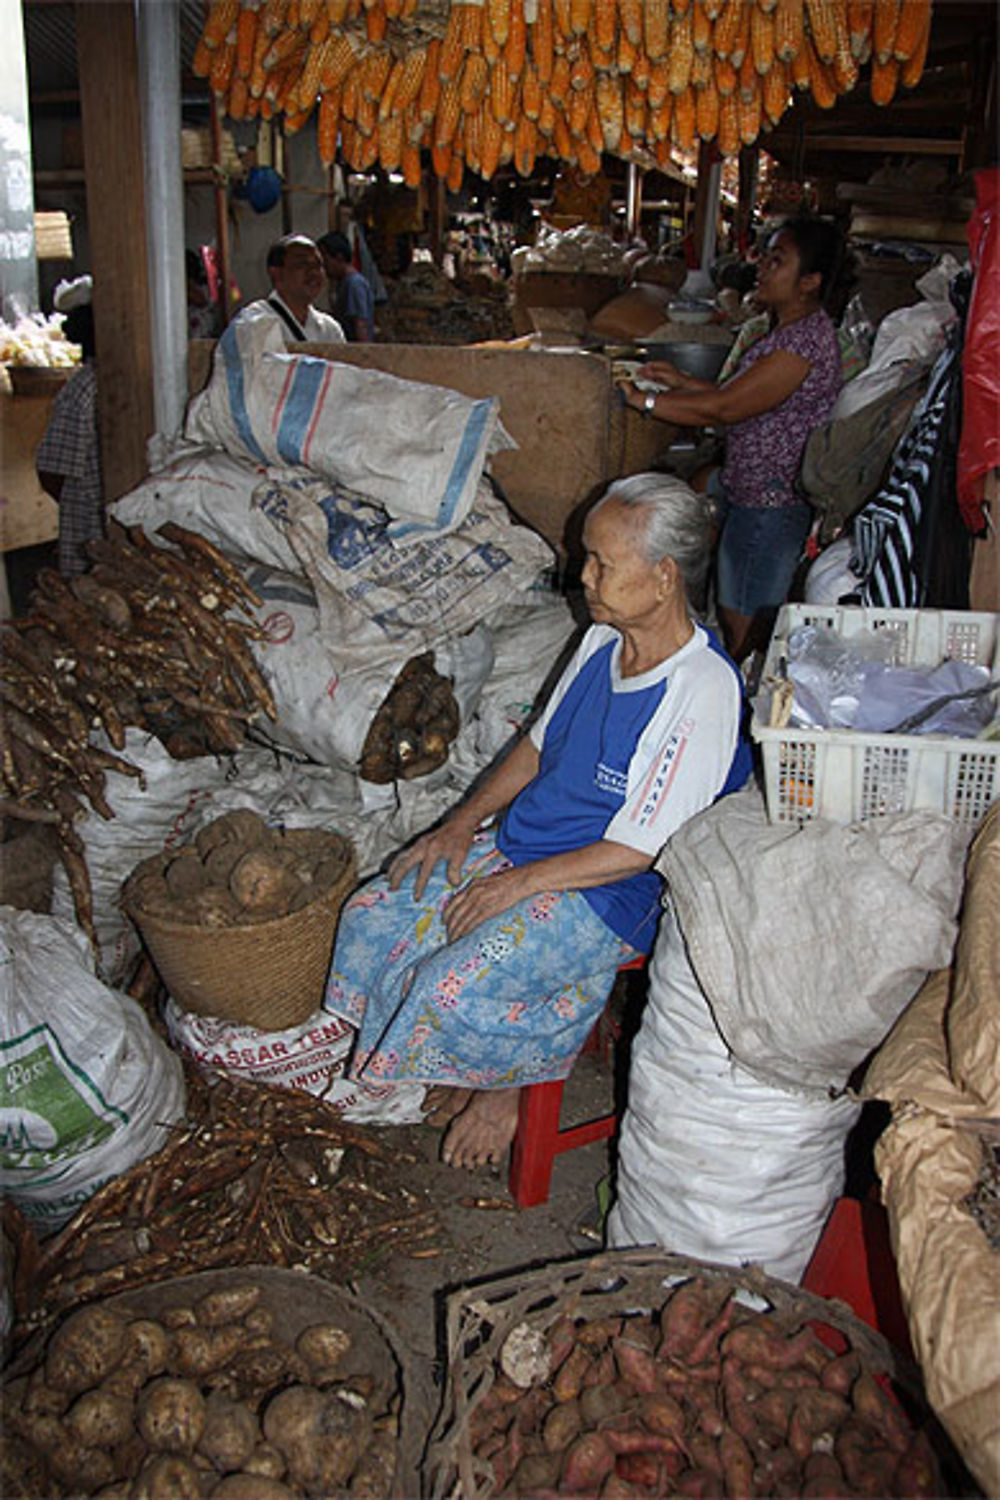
[4,1264,420,1499]
[125,829,355,1029]
[424,1248,949,1500]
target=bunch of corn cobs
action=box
[195,0,933,186]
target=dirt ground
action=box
[348,1046,620,1430]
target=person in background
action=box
[186,248,219,340]
[242,234,345,345]
[323,474,751,1171]
[317,230,375,343]
[36,297,103,577]
[620,216,849,662]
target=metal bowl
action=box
[640,341,732,382]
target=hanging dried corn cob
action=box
[193,0,932,179]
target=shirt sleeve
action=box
[35,372,95,480]
[605,648,743,856]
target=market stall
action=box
[3,3,998,1497]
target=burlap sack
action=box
[948,800,1000,1112]
[862,807,1000,1496]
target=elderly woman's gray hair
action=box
[593,472,715,607]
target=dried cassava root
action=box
[2,1275,400,1499]
[123,810,353,928]
[1,520,278,953]
[471,1276,943,1497]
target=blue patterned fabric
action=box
[324,830,637,1088]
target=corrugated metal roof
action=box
[23,0,210,99]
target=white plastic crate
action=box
[752,605,1000,827]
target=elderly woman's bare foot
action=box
[441,1088,521,1170]
[421,1086,473,1128]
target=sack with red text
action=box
[163,1002,425,1123]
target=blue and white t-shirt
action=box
[497,623,751,952]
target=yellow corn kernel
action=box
[439,4,467,82]
[537,91,558,134]
[870,49,898,101]
[648,58,671,106]
[692,0,712,52]
[714,53,738,95]
[376,111,403,168]
[570,77,593,134]
[365,2,387,43]
[578,136,601,173]
[460,52,490,113]
[514,113,537,174]
[691,46,712,86]
[730,2,751,67]
[618,0,642,47]
[402,137,422,185]
[434,78,462,145]
[805,0,838,61]
[210,38,236,95]
[763,57,791,119]
[235,7,258,77]
[713,0,742,58]
[631,50,651,91]
[738,76,761,138]
[893,0,928,59]
[521,56,542,117]
[717,90,739,153]
[431,140,452,178]
[317,87,341,161]
[570,44,594,91]
[847,0,874,56]
[617,29,638,73]
[668,10,694,92]
[649,94,673,140]
[505,0,527,76]
[548,51,571,103]
[775,0,805,60]
[419,38,442,122]
[872,0,899,61]
[490,54,516,121]
[672,84,695,149]
[393,46,427,114]
[644,0,670,60]
[899,0,930,83]
[193,37,213,78]
[806,34,837,102]
[752,5,776,72]
[489,0,511,47]
[228,72,249,118]
[594,0,616,53]
[696,76,719,137]
[481,109,504,176]
[204,0,239,48]
[532,0,555,80]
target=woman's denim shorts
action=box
[709,472,813,616]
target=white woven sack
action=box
[607,905,859,1284]
[0,908,185,1235]
[185,304,516,539]
[109,444,299,573]
[164,1001,425,1124]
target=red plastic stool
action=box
[508,956,646,1209]
[801,1195,912,1358]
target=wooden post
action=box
[209,98,233,330]
[76,1,154,502]
[736,144,759,254]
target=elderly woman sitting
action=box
[324,473,752,1169]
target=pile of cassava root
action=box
[359,652,460,784]
[467,1277,942,1498]
[123,809,351,928]
[2,1279,400,1498]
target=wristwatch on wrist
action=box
[643,391,657,415]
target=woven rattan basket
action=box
[126,829,355,1029]
[424,1248,955,1500]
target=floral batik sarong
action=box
[324,829,640,1088]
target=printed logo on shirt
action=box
[633,717,694,825]
[595,762,627,799]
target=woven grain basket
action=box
[127,829,356,1029]
[423,1248,951,1500]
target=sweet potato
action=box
[657,1280,713,1361]
[513,1452,563,1492]
[801,1452,848,1498]
[561,1432,616,1493]
[719,1429,754,1499]
[64,1387,134,1448]
[125,1318,171,1376]
[752,1387,796,1440]
[581,1349,617,1391]
[834,1418,898,1496]
[686,1432,723,1478]
[850,1373,911,1453]
[553,1344,592,1403]
[891,1428,940,1497]
[685,1295,737,1366]
[577,1317,625,1352]
[744,1362,819,1391]
[612,1337,659,1396]
[675,1469,725,1499]
[130,1452,204,1499]
[136,1377,207,1453]
[820,1350,860,1395]
[543,1400,583,1453]
[546,1316,579,1373]
[787,1389,850,1461]
[638,1392,685,1440]
[172,1323,245,1377]
[614,1451,678,1488]
[599,1476,641,1500]
[579,1382,629,1428]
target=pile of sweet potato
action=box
[469,1278,941,1498]
[2,1280,400,1498]
[123,811,350,929]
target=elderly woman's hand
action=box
[388,813,478,900]
[443,865,526,942]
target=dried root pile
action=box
[11,1071,444,1340]
[359,651,460,784]
[456,1276,943,1497]
[1,521,277,952]
[194,0,933,183]
[3,1276,403,1498]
